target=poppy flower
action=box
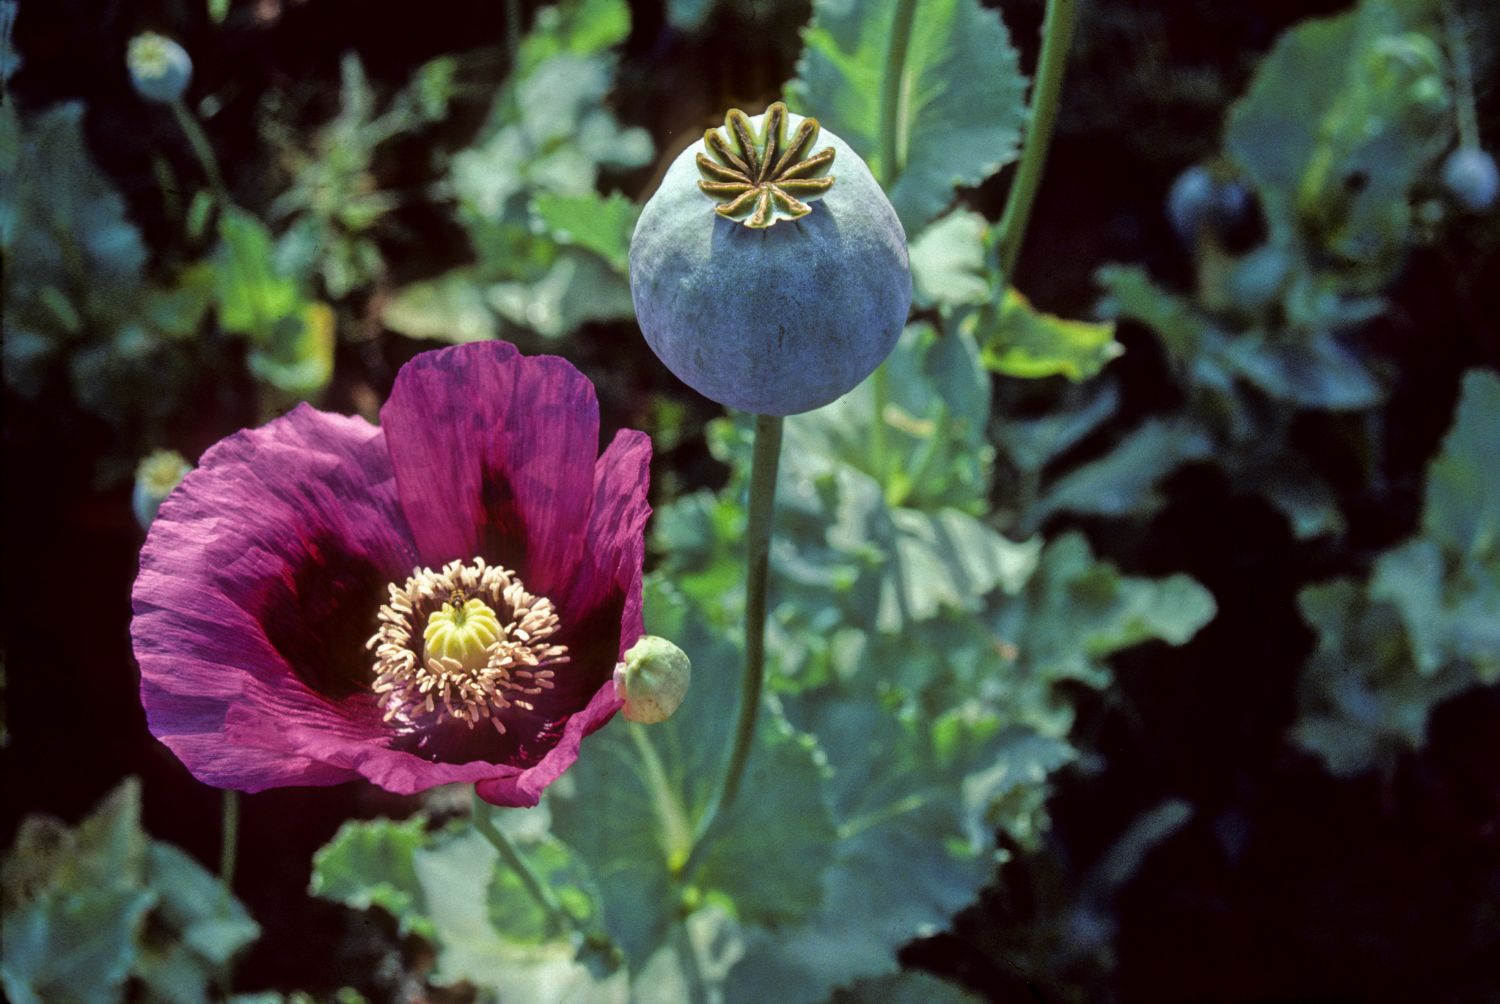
[131,342,651,807]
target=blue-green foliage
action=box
[1008,0,1460,540]
[1293,371,1500,775]
[0,101,202,467]
[269,53,458,299]
[0,780,259,1004]
[383,0,649,343]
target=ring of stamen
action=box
[367,557,568,733]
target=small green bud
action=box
[128,32,193,104]
[614,635,691,724]
[133,449,192,530]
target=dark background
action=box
[4,1,1498,1001]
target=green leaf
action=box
[724,698,1009,1003]
[382,270,499,343]
[532,190,638,273]
[311,816,435,940]
[974,288,1122,382]
[1423,369,1500,562]
[909,209,991,309]
[548,580,838,965]
[786,0,1029,233]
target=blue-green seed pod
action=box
[1442,148,1499,213]
[630,102,910,416]
[128,32,193,104]
[613,635,691,724]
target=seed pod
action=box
[630,102,910,416]
[613,635,691,724]
[1442,147,1499,213]
[128,32,193,104]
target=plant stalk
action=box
[683,413,784,873]
[219,790,239,888]
[994,0,1079,281]
[471,791,573,934]
[170,98,231,205]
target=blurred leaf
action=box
[1423,370,1500,562]
[214,208,304,341]
[831,971,987,1004]
[787,0,1029,232]
[1030,418,1213,526]
[2,780,258,1004]
[665,0,716,33]
[532,190,637,273]
[1225,0,1449,273]
[382,271,498,343]
[1096,264,1204,364]
[516,0,632,77]
[974,288,1122,381]
[247,301,335,398]
[1221,330,1381,409]
[999,383,1121,475]
[488,251,635,338]
[1292,369,1500,775]
[1,887,154,1004]
[909,209,991,309]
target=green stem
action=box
[219,790,239,888]
[994,0,1079,281]
[169,98,230,205]
[630,725,694,872]
[471,791,573,934]
[505,0,523,73]
[879,0,920,187]
[683,414,784,872]
[1443,0,1481,150]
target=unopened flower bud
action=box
[128,32,193,104]
[133,449,192,529]
[613,635,691,724]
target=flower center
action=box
[368,558,568,733]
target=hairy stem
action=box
[683,413,784,873]
[879,0,920,187]
[219,790,239,888]
[471,791,573,934]
[1443,0,1481,150]
[994,0,1079,281]
[170,98,230,204]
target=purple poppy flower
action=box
[131,342,651,807]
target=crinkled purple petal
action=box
[474,680,624,807]
[132,405,420,791]
[562,429,653,656]
[380,342,600,601]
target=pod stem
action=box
[683,413,783,877]
[994,0,1080,281]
